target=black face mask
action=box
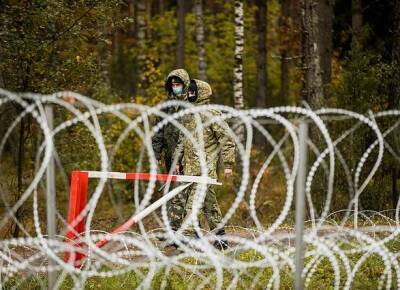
[188,80,198,102]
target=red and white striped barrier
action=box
[85,170,221,185]
[65,170,220,266]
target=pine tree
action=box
[255,0,267,108]
[301,0,323,107]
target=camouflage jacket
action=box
[152,69,190,164]
[173,79,236,178]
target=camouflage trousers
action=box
[167,183,223,236]
[166,184,186,231]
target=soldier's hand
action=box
[173,165,180,174]
[224,168,233,178]
[63,94,76,105]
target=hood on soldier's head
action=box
[165,69,190,99]
[192,79,212,105]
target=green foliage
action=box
[0,0,130,94]
[331,43,391,112]
[109,0,288,106]
[323,28,398,212]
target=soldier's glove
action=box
[187,80,198,102]
[224,168,233,178]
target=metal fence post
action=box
[294,121,308,290]
[45,105,56,289]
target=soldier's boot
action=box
[163,227,182,249]
[157,228,177,242]
[213,228,228,250]
[164,242,180,251]
[165,234,200,250]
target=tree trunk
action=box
[135,0,146,97]
[157,0,165,67]
[195,0,207,80]
[159,0,164,16]
[137,0,146,49]
[391,0,400,108]
[280,0,291,104]
[390,0,400,209]
[13,117,24,238]
[233,0,245,175]
[301,0,323,108]
[146,0,152,37]
[352,0,363,39]
[128,1,135,37]
[392,167,399,210]
[234,0,244,111]
[0,70,4,88]
[255,0,267,108]
[176,0,185,67]
[12,59,31,238]
[0,52,4,87]
[317,0,333,97]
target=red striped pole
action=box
[65,171,88,264]
[94,182,191,248]
[64,170,220,267]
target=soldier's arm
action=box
[211,113,236,169]
[152,115,164,161]
[172,131,184,172]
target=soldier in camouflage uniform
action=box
[152,69,190,231]
[173,79,235,249]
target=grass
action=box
[3,242,399,290]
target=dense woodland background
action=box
[1,0,400,238]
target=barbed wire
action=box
[0,89,400,289]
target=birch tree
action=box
[177,0,185,67]
[234,0,244,111]
[195,0,206,80]
[135,0,146,96]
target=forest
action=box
[1,1,400,288]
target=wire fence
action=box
[1,89,400,289]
